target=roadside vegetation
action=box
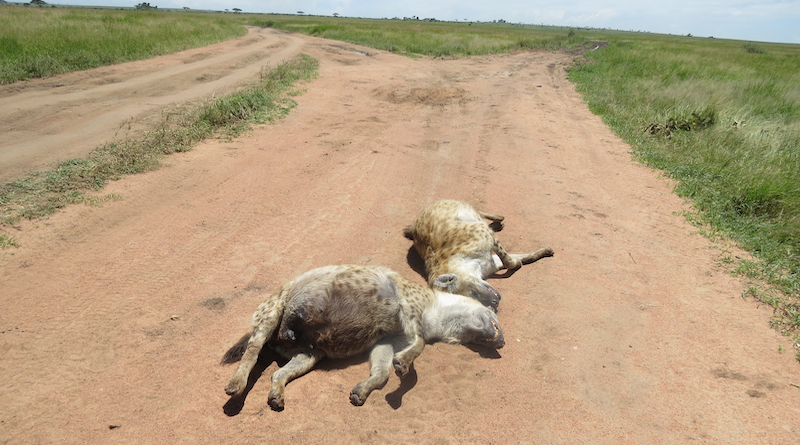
[1,7,798,351]
[0,6,245,83]
[251,15,588,56]
[567,37,800,345]
[0,54,317,224]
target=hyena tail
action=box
[220,333,252,364]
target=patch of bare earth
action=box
[1,29,798,444]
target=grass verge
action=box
[568,37,800,345]
[0,54,318,227]
[248,16,588,56]
[0,6,246,83]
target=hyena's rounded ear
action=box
[433,274,459,292]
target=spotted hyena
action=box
[404,200,554,308]
[223,264,504,410]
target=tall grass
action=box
[568,36,800,333]
[0,55,318,224]
[0,6,246,83]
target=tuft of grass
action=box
[0,55,318,224]
[0,233,17,248]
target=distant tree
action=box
[333,13,339,17]
[135,2,157,9]
[297,11,304,14]
[30,0,48,6]
[232,8,241,13]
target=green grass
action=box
[0,54,318,226]
[250,16,588,56]
[0,6,246,83]
[567,36,800,338]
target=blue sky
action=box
[49,1,800,44]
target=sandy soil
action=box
[1,28,799,444]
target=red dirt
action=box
[1,28,799,444]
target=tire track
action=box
[0,28,305,183]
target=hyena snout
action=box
[468,280,502,309]
[481,315,505,349]
[435,274,502,308]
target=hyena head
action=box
[433,273,501,309]
[427,274,505,349]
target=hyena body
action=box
[224,264,504,410]
[404,200,554,308]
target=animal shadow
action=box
[385,365,418,409]
[406,246,428,281]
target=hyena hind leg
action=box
[491,246,555,273]
[225,329,269,397]
[479,211,505,232]
[350,340,395,406]
[268,350,324,411]
[517,247,555,265]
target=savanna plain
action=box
[1,7,800,444]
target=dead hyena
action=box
[223,264,504,410]
[404,200,554,308]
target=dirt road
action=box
[1,28,798,444]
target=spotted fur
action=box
[404,200,553,308]
[223,265,504,410]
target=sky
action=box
[44,1,800,44]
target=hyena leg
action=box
[350,340,394,406]
[268,350,324,411]
[479,210,504,222]
[225,289,286,397]
[517,247,554,265]
[479,211,505,232]
[225,329,269,397]
[392,333,425,378]
[493,239,523,271]
[491,247,555,271]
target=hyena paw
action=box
[393,357,410,377]
[350,384,369,406]
[225,376,246,396]
[268,390,285,411]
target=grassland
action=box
[1,7,799,344]
[0,6,246,83]
[250,15,589,56]
[568,36,800,336]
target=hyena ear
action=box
[433,274,459,292]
